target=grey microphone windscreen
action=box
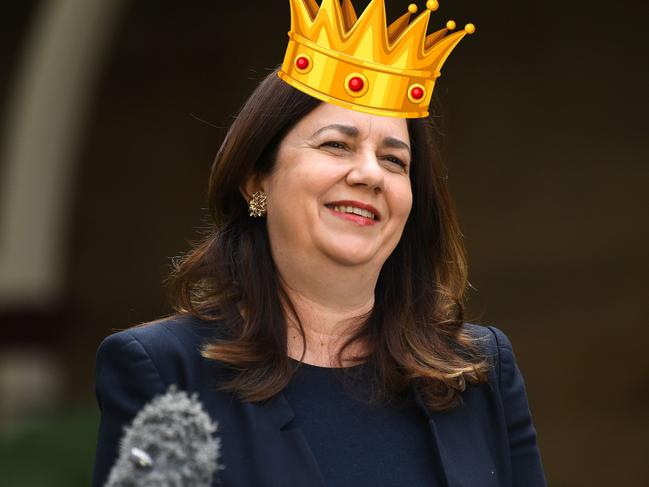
[105,385,223,487]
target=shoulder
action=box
[98,313,225,353]
[95,313,229,387]
[92,314,232,487]
[462,322,513,352]
[461,322,520,386]
[462,322,536,422]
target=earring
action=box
[248,191,267,217]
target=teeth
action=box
[331,205,376,220]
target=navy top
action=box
[282,359,439,486]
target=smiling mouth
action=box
[325,204,378,221]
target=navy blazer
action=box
[92,314,546,487]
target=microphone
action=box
[105,385,223,487]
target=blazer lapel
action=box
[244,392,326,487]
[411,383,453,487]
[411,383,501,487]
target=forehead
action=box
[292,102,409,141]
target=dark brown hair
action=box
[167,66,490,411]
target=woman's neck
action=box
[280,267,376,368]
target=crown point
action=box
[446,20,456,30]
[465,23,476,34]
[408,4,418,14]
[426,0,439,11]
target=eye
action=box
[383,155,407,169]
[320,141,348,150]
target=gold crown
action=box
[278,0,475,118]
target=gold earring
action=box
[248,191,267,217]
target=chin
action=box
[320,242,381,267]
[331,254,374,267]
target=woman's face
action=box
[258,102,413,270]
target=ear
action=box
[239,173,265,203]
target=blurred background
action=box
[0,0,646,485]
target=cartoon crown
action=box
[278,0,475,118]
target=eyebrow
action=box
[311,123,411,154]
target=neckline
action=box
[288,356,367,370]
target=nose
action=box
[344,150,385,194]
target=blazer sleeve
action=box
[488,326,547,487]
[92,331,168,487]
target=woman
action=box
[92,67,546,486]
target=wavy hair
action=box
[167,66,490,411]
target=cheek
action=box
[390,180,413,220]
[265,169,325,230]
[272,159,343,204]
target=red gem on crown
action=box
[410,86,424,100]
[295,56,309,70]
[348,76,364,92]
